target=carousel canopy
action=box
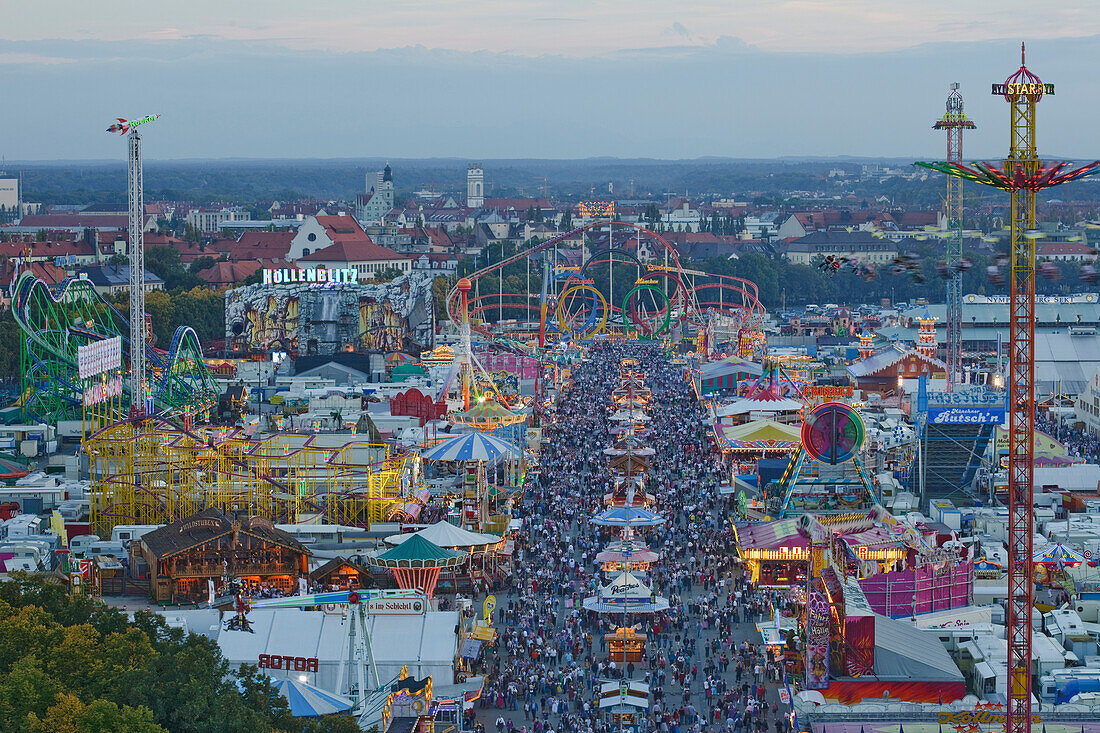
[595,547,660,565]
[591,506,665,527]
[609,410,650,423]
[385,520,501,549]
[720,419,801,451]
[450,396,526,429]
[605,538,656,554]
[368,534,468,569]
[1033,542,1086,565]
[269,678,354,717]
[603,446,656,456]
[716,397,804,417]
[421,432,520,462]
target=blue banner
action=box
[927,406,1005,425]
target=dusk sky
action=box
[2,1,1099,160]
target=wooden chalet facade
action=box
[135,508,311,604]
[847,343,946,393]
[309,556,365,590]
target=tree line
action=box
[0,573,360,732]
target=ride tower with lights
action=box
[107,114,160,416]
[932,84,975,388]
[918,44,1099,733]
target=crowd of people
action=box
[472,342,794,733]
[1037,411,1100,463]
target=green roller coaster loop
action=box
[620,283,671,339]
[12,273,218,423]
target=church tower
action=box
[467,164,484,208]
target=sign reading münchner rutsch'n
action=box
[927,407,1005,425]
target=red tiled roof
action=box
[197,260,261,286]
[298,240,408,263]
[485,198,552,211]
[0,240,96,258]
[0,259,67,288]
[315,215,369,240]
[19,214,130,228]
[232,231,295,260]
[1039,242,1093,255]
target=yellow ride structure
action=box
[85,417,419,537]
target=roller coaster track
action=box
[12,273,219,422]
[446,221,765,340]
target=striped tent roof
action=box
[421,432,519,462]
[269,678,354,717]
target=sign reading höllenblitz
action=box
[927,407,1005,425]
[262,267,358,285]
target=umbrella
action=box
[269,678,354,717]
[421,432,519,462]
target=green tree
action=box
[144,246,203,291]
[28,693,164,733]
[560,208,573,231]
[190,256,217,274]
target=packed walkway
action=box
[470,342,793,733]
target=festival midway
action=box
[6,30,1100,733]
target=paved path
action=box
[466,343,794,733]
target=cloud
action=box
[0,52,78,65]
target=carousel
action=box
[384,520,503,593]
[366,534,468,599]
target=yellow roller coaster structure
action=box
[85,417,418,537]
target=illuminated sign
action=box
[262,268,358,285]
[258,655,319,672]
[634,279,658,285]
[855,546,905,561]
[991,82,1054,97]
[83,376,124,407]
[805,385,853,398]
[742,547,810,561]
[925,387,1003,408]
[928,407,1005,425]
[939,710,1040,726]
[805,590,831,689]
[579,201,615,219]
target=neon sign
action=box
[579,201,615,219]
[856,546,905,561]
[805,385,853,398]
[262,268,358,285]
[258,655,319,672]
[991,82,1054,97]
[742,547,810,561]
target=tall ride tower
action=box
[127,129,147,414]
[932,84,975,387]
[919,44,1098,733]
[107,114,158,415]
